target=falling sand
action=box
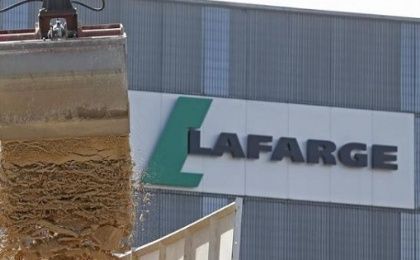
[0,136,133,259]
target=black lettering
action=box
[188,129,213,155]
[307,139,337,165]
[212,133,246,158]
[338,143,367,167]
[372,145,398,170]
[247,135,273,159]
[271,137,304,162]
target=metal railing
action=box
[117,198,243,260]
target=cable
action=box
[0,0,106,14]
[0,0,42,13]
[71,0,105,12]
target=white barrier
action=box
[118,198,243,260]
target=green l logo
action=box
[143,97,212,187]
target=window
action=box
[202,7,230,96]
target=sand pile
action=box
[0,136,133,259]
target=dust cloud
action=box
[0,136,133,259]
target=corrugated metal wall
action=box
[241,198,401,260]
[82,0,401,112]
[0,1,416,111]
[137,189,409,260]
[2,0,420,258]
[133,190,234,246]
[0,0,30,29]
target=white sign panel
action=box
[130,91,415,209]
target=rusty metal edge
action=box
[0,23,124,42]
[0,33,127,52]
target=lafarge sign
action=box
[189,130,398,170]
[130,91,415,209]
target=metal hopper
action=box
[0,2,133,258]
[0,0,129,141]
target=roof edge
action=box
[167,0,420,23]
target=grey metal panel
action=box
[202,195,229,215]
[0,0,413,114]
[157,192,202,236]
[288,13,332,106]
[286,203,328,260]
[328,206,373,260]
[228,8,248,99]
[416,214,420,259]
[328,207,400,260]
[400,213,415,260]
[240,198,286,260]
[76,0,121,25]
[331,17,401,111]
[239,197,403,260]
[401,23,416,112]
[415,25,420,113]
[415,117,420,209]
[0,0,30,29]
[121,0,163,92]
[246,10,290,103]
[161,2,202,95]
[370,209,401,260]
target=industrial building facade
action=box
[2,0,420,259]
